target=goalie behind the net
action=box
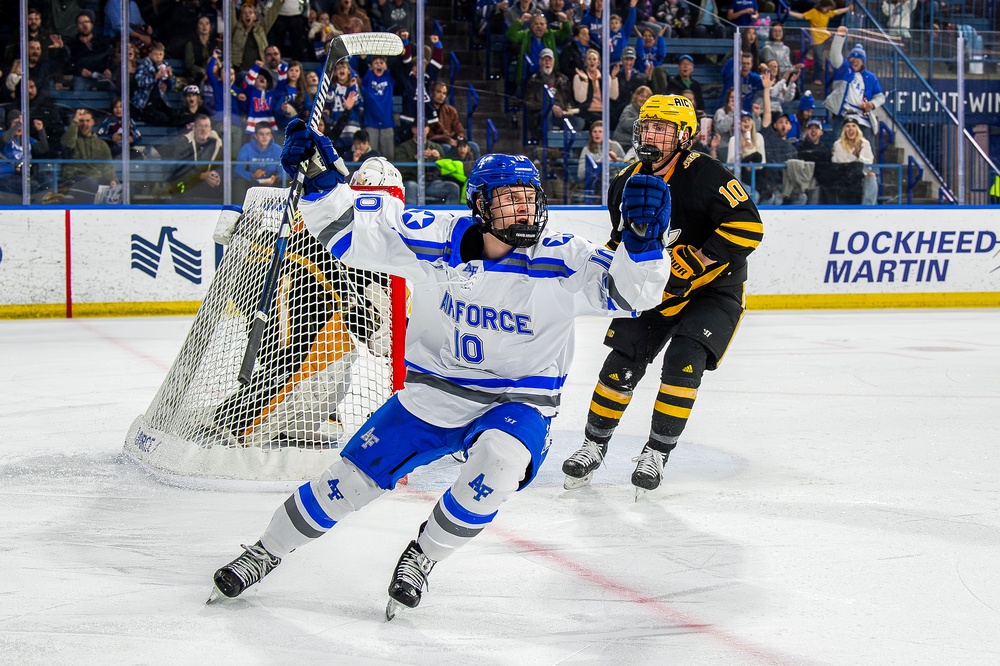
[207,161,402,449]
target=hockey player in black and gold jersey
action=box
[562,94,764,498]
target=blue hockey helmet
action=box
[465,154,548,247]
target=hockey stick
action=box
[237,32,404,386]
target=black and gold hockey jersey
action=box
[607,150,763,315]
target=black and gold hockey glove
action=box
[666,244,706,296]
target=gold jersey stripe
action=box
[717,229,762,249]
[720,220,764,233]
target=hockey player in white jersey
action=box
[211,116,672,619]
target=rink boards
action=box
[1,205,998,317]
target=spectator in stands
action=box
[360,55,396,161]
[332,0,373,33]
[132,42,177,126]
[578,0,603,34]
[67,10,113,91]
[663,54,704,112]
[0,111,49,197]
[232,0,283,73]
[691,0,726,39]
[396,123,461,204]
[26,79,64,153]
[164,114,223,202]
[326,61,361,148]
[97,97,142,159]
[795,118,830,203]
[159,0,204,58]
[612,84,652,151]
[713,88,736,162]
[49,0,87,38]
[525,48,580,142]
[790,90,815,139]
[6,40,63,98]
[796,117,832,163]
[741,19,763,70]
[235,123,282,197]
[60,108,117,201]
[427,82,469,157]
[559,25,591,79]
[576,120,623,195]
[831,115,877,205]
[881,0,920,40]
[454,138,476,181]
[729,110,766,192]
[109,41,137,91]
[765,58,799,118]
[103,0,153,48]
[614,46,649,124]
[543,0,575,32]
[273,60,302,133]
[242,64,279,134]
[720,51,764,113]
[825,26,885,148]
[184,15,217,84]
[655,0,691,38]
[759,71,803,204]
[380,0,417,35]
[396,39,443,138]
[760,23,802,78]
[262,46,289,87]
[205,49,243,122]
[787,0,854,85]
[504,0,543,25]
[23,8,60,64]
[507,12,573,89]
[573,48,620,130]
[290,69,321,121]
[635,26,667,71]
[691,127,722,160]
[272,0,312,62]
[343,128,381,164]
[726,0,758,28]
[309,12,339,60]
[175,84,212,129]
[609,2,638,64]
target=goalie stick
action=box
[237,32,404,386]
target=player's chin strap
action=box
[636,129,690,173]
[475,193,545,248]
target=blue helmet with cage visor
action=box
[465,154,548,247]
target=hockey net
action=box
[124,186,406,488]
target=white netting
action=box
[124,187,401,486]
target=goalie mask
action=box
[351,156,404,202]
[632,94,697,169]
[465,154,548,248]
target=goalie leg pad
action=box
[417,429,531,562]
[260,457,384,557]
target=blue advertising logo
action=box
[131,227,202,284]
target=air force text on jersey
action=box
[439,291,534,336]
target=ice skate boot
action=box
[631,445,668,501]
[208,541,281,602]
[385,540,436,620]
[561,439,607,490]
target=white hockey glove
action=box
[213,204,243,245]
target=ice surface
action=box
[2,311,1000,665]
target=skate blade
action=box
[563,472,594,490]
[206,585,224,604]
[634,486,658,502]
[386,598,402,621]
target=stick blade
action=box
[331,33,404,61]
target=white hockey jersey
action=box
[300,186,669,428]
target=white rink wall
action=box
[1,205,998,317]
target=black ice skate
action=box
[385,540,436,620]
[561,439,607,490]
[208,541,281,602]
[631,445,668,501]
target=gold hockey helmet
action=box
[633,94,698,152]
